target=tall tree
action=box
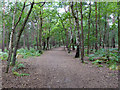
[12,2,34,66]
[111,15,116,48]
[71,2,81,58]
[118,1,120,64]
[98,2,101,47]
[87,2,91,54]
[80,2,84,63]
[103,14,107,48]
[95,2,98,52]
[6,0,18,73]
[39,6,43,53]
[2,0,5,52]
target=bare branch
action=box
[25,2,45,7]
[14,1,27,29]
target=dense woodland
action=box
[0,1,120,74]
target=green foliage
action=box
[97,65,103,67]
[92,60,103,65]
[17,47,41,59]
[108,64,118,70]
[13,71,30,76]
[12,63,29,76]
[12,63,25,72]
[87,48,118,70]
[88,54,96,61]
[0,52,8,60]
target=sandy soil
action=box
[2,47,118,88]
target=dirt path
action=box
[2,47,118,88]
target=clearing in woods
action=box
[2,47,118,88]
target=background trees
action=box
[0,1,119,71]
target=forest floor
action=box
[2,47,118,88]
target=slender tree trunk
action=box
[43,37,46,50]
[6,0,10,50]
[26,31,30,50]
[92,22,95,50]
[31,21,36,48]
[24,29,30,50]
[39,9,42,53]
[6,0,17,73]
[37,22,39,50]
[64,5,70,52]
[72,18,76,51]
[87,2,91,54]
[47,37,49,50]
[71,2,81,58]
[106,17,110,61]
[12,2,34,66]
[23,30,26,49]
[2,0,5,52]
[68,5,73,53]
[80,2,84,63]
[95,2,98,52]
[111,15,115,48]
[118,1,120,64]
[98,3,101,48]
[105,15,107,48]
[103,15,107,48]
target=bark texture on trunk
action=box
[95,2,98,52]
[80,2,84,63]
[118,2,120,64]
[2,0,5,52]
[87,2,91,54]
[12,2,34,66]
[71,2,81,58]
[6,0,18,73]
[39,9,42,52]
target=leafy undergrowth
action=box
[17,48,42,59]
[0,47,42,61]
[86,48,119,70]
[0,48,42,76]
[12,62,30,76]
[0,49,8,61]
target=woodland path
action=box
[2,47,118,88]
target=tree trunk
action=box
[6,0,17,73]
[106,18,110,61]
[98,3,101,48]
[39,9,42,52]
[64,5,70,52]
[12,2,34,66]
[111,15,115,48]
[37,21,39,50]
[87,2,91,54]
[80,2,84,63]
[26,30,30,50]
[71,2,81,58]
[23,30,26,49]
[2,0,5,52]
[118,1,120,64]
[43,38,46,50]
[47,37,49,50]
[92,22,95,50]
[103,15,107,48]
[95,2,98,52]
[31,21,36,48]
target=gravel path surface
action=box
[2,47,118,88]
